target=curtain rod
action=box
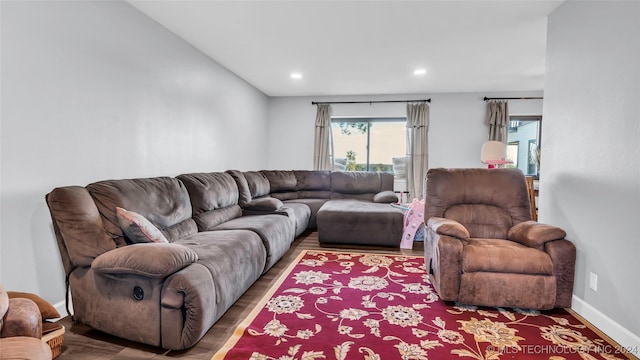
[312,99,430,105]
[484,96,543,101]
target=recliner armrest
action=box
[1,298,42,338]
[508,221,567,249]
[92,243,198,279]
[427,217,470,240]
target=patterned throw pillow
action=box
[116,207,168,244]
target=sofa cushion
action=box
[244,171,270,198]
[331,171,382,194]
[424,168,531,229]
[87,177,195,242]
[277,203,311,237]
[295,170,331,191]
[171,230,266,323]
[373,190,399,203]
[330,192,376,201]
[226,170,252,206]
[297,190,332,199]
[177,173,239,214]
[177,173,243,231]
[245,197,284,211]
[445,204,513,239]
[192,206,243,232]
[284,198,329,229]
[462,238,554,275]
[213,215,295,272]
[116,207,169,244]
[261,170,297,193]
[270,192,299,200]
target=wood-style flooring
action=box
[55,231,424,359]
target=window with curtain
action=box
[506,115,541,177]
[331,117,406,174]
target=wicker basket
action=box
[42,326,65,359]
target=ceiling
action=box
[129,1,564,97]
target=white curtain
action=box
[486,100,509,142]
[313,104,333,170]
[406,102,430,200]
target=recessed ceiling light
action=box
[291,73,302,79]
[414,68,427,76]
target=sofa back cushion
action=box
[87,177,196,243]
[444,204,514,239]
[244,171,271,198]
[424,168,532,239]
[330,171,394,200]
[261,170,297,192]
[226,170,252,206]
[176,172,242,231]
[293,171,331,199]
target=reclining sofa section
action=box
[45,170,402,350]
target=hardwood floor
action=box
[55,231,424,359]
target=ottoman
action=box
[316,199,404,246]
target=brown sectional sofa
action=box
[45,170,402,350]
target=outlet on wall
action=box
[589,272,598,291]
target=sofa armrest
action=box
[1,298,42,338]
[92,243,198,279]
[373,190,398,203]
[425,229,464,301]
[427,217,470,241]
[508,221,567,249]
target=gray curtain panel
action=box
[313,104,333,170]
[406,103,430,200]
[486,100,509,142]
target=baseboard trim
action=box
[53,299,73,321]
[571,295,640,357]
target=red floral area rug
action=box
[212,250,636,360]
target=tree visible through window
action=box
[331,118,406,173]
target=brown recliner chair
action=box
[423,168,576,310]
[0,284,53,360]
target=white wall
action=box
[544,1,640,348]
[268,92,543,170]
[0,1,268,306]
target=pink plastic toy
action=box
[399,198,425,249]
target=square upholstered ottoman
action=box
[317,199,404,246]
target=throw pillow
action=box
[373,190,399,203]
[244,197,284,211]
[116,207,169,244]
[7,291,61,320]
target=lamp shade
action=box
[481,141,510,165]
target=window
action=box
[507,141,519,168]
[506,116,541,177]
[331,118,406,173]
